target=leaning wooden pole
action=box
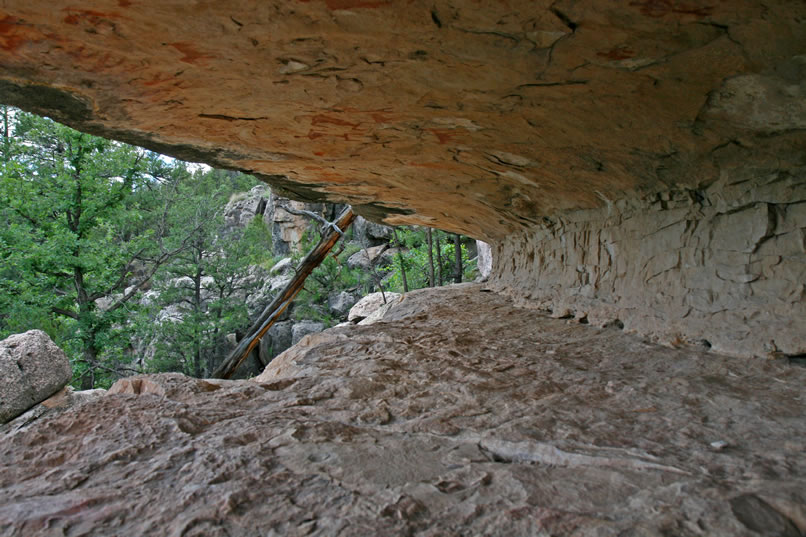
[212,207,356,379]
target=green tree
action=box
[0,110,189,388]
[137,170,273,377]
[384,226,477,293]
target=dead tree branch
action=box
[212,207,356,379]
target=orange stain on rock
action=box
[297,0,391,10]
[427,128,460,145]
[169,42,213,65]
[371,112,396,124]
[409,161,457,170]
[62,8,123,26]
[597,46,635,61]
[311,114,360,129]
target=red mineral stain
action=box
[297,0,391,10]
[371,112,395,124]
[142,73,172,86]
[597,46,635,61]
[169,42,213,65]
[118,0,132,6]
[409,162,456,170]
[306,130,326,140]
[0,15,26,52]
[313,151,325,156]
[629,0,714,18]
[311,114,360,129]
[428,129,459,145]
[62,8,123,26]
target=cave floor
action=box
[1,283,804,536]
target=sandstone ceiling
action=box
[0,1,804,239]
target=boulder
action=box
[346,245,400,271]
[357,300,400,326]
[348,292,402,323]
[291,321,325,346]
[327,291,358,318]
[0,330,73,424]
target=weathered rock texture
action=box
[0,330,73,424]
[1,285,804,536]
[0,1,803,350]
[491,169,806,357]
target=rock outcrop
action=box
[2,285,805,536]
[222,184,269,235]
[0,0,803,353]
[0,330,73,424]
[491,172,806,357]
[0,0,806,355]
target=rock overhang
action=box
[0,0,804,355]
[0,0,803,239]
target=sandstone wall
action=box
[490,167,806,358]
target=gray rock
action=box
[264,195,325,256]
[291,321,325,345]
[259,321,294,364]
[346,245,399,270]
[270,257,293,275]
[476,240,493,280]
[222,185,270,235]
[353,216,393,246]
[327,291,357,318]
[348,292,401,322]
[0,330,73,424]
[357,300,399,325]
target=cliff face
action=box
[0,0,803,354]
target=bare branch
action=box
[52,307,79,320]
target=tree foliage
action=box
[0,108,268,387]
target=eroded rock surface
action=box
[1,285,804,536]
[0,1,803,240]
[491,170,806,357]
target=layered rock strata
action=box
[492,167,806,357]
[1,285,804,535]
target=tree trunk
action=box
[392,228,409,293]
[193,263,203,378]
[80,342,98,390]
[2,106,9,164]
[425,227,435,287]
[453,234,463,283]
[435,230,443,286]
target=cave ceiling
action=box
[0,0,804,240]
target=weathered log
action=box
[212,207,356,379]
